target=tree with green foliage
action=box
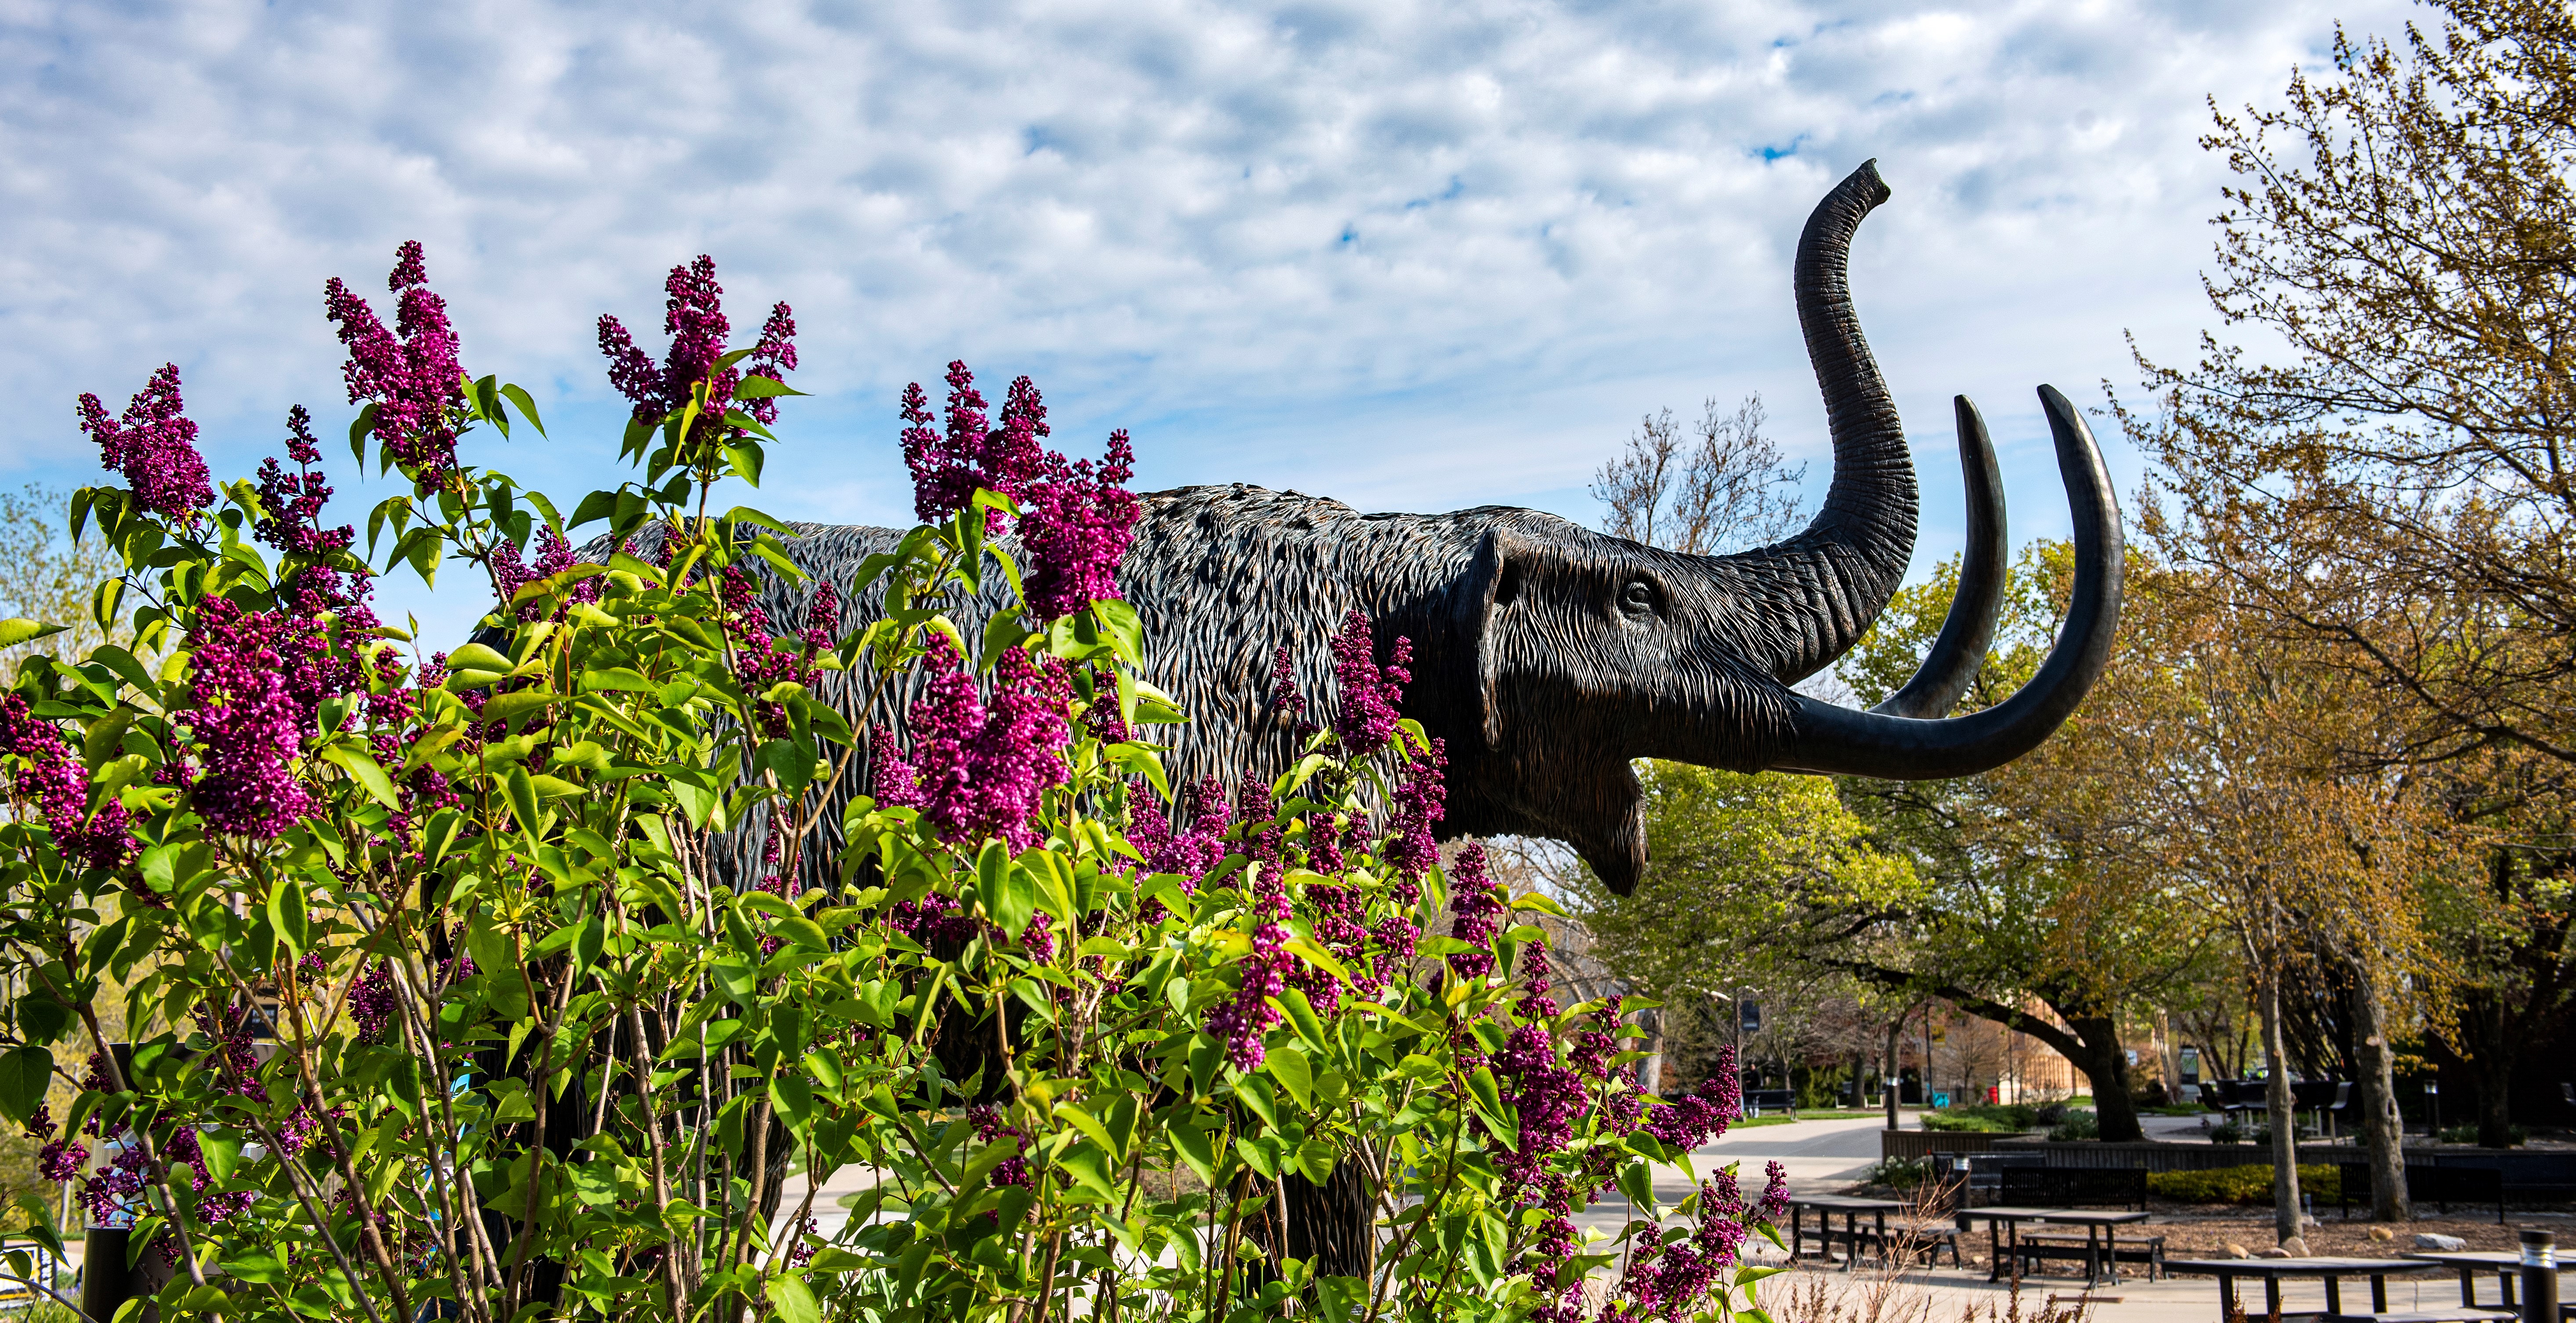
[1825,547,2235,1146]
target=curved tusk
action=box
[1769,384,2123,778]
[1873,395,2007,719]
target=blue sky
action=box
[1,0,2421,646]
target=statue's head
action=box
[1443,162,2123,894]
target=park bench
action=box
[1744,1088,1796,1117]
[2333,1163,2505,1225]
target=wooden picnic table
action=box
[1784,1195,1906,1272]
[1954,1206,2149,1287]
[2406,1250,2570,1311]
[2166,1255,2505,1323]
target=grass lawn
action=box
[1731,1115,1802,1128]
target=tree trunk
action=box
[1639,1005,1664,1097]
[2258,972,2305,1245]
[2461,990,2518,1147]
[2066,1014,2145,1142]
[2348,961,2410,1221]
[1884,1013,1906,1130]
[2154,1006,2181,1103]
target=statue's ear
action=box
[1456,527,1526,752]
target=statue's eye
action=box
[1620,580,1657,615]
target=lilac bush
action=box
[0,241,1782,1323]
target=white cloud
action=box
[0,0,2420,642]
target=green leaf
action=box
[1617,1158,1657,1215]
[198,1130,241,1183]
[976,840,1035,937]
[482,688,558,733]
[500,383,547,436]
[722,442,765,487]
[580,667,657,694]
[1090,597,1144,665]
[87,644,155,698]
[1057,1141,1122,1202]
[446,641,513,674]
[1053,1103,1121,1160]
[0,619,66,649]
[1510,891,1571,917]
[348,401,379,462]
[749,533,809,585]
[1465,1066,1512,1134]
[320,744,400,809]
[0,1048,51,1125]
[1266,1043,1313,1110]
[266,876,310,957]
[765,1276,821,1323]
[506,764,543,839]
[1277,986,1327,1049]
[15,993,70,1045]
[1166,1114,1219,1187]
[731,375,808,400]
[1235,1135,1282,1180]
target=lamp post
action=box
[2426,1080,2442,1139]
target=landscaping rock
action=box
[2283,1237,2311,1256]
[2256,1247,2293,1258]
[2368,1227,2395,1242]
[2224,1243,2251,1258]
[2415,1234,2468,1251]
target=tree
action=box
[2134,0,2576,1160]
[1589,394,1805,555]
[0,484,135,677]
[2141,0,2576,773]
[1822,548,2232,1144]
[2000,531,2475,1235]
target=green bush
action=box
[2439,1124,2527,1146]
[2048,1109,2100,1142]
[2148,1164,2342,1205]
[1859,1157,1930,1188]
[0,248,1787,1323]
[1922,1102,2041,1132]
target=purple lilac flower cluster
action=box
[1017,428,1139,618]
[78,363,213,521]
[1444,841,1508,979]
[1204,782,1293,1069]
[966,1104,1031,1187]
[1382,733,1447,883]
[1125,775,1233,922]
[0,694,134,870]
[1644,1052,1743,1152]
[1268,645,1316,737]
[182,597,327,838]
[716,568,841,741]
[328,242,467,482]
[599,254,798,450]
[1080,665,1131,745]
[1599,1159,1790,1323]
[885,893,986,948]
[1328,611,1409,756]
[488,525,599,624]
[870,638,1074,851]
[1490,942,1595,1314]
[350,962,400,1042]
[901,364,1035,524]
[898,363,1142,619]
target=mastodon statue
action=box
[721,158,2122,1273]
